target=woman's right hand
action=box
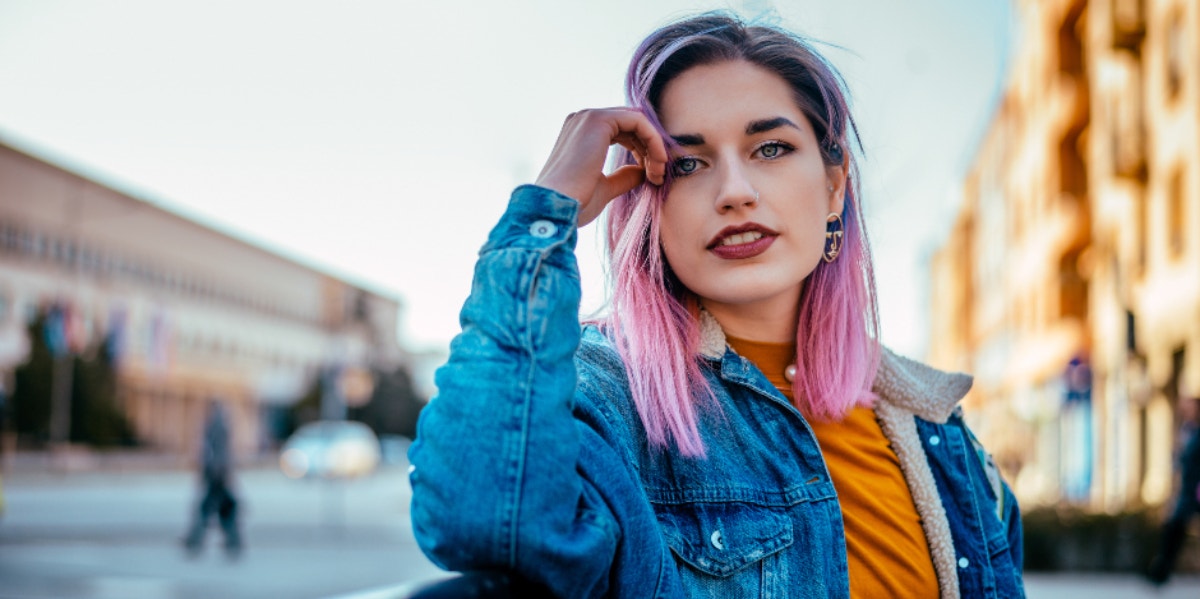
[534,108,668,228]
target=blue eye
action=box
[756,142,793,160]
[673,157,700,176]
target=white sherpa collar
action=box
[697,310,971,424]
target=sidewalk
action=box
[2,447,278,476]
[0,460,445,599]
[1025,572,1200,598]
[7,451,1200,599]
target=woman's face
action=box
[657,60,845,328]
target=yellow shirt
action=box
[726,335,939,598]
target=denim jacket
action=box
[409,185,1025,598]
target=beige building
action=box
[0,138,410,458]
[931,0,1200,511]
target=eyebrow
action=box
[745,116,801,136]
[670,133,706,146]
[669,116,802,147]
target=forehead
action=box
[657,60,812,135]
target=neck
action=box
[700,293,800,344]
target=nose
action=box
[714,162,757,213]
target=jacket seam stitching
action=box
[507,248,552,569]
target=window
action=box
[0,222,15,251]
[1169,169,1185,257]
[1137,189,1148,273]
[1058,3,1085,76]
[1166,16,1185,101]
[1112,0,1146,51]
[1110,59,1146,180]
[1060,127,1088,199]
[1060,249,1089,321]
[23,231,38,257]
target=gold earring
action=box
[823,212,844,263]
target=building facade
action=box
[0,139,411,459]
[931,0,1200,511]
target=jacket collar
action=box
[698,310,970,424]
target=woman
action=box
[409,13,1024,598]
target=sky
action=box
[0,0,1014,358]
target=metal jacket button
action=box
[710,530,724,550]
[529,220,557,238]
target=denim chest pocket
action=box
[656,502,793,595]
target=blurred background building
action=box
[930,0,1198,512]
[0,139,430,460]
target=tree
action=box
[12,313,53,445]
[69,341,137,446]
[11,307,137,447]
[349,365,424,439]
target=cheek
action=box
[657,213,689,274]
[658,198,697,256]
[800,207,830,249]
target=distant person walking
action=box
[1147,395,1200,585]
[183,402,242,557]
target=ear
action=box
[825,163,847,215]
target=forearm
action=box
[408,186,616,592]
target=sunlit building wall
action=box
[0,140,408,458]
[931,0,1092,506]
[1123,0,1200,507]
[931,0,1200,511]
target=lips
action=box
[707,223,779,260]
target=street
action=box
[1024,573,1200,598]
[1,460,1198,598]
[0,460,445,599]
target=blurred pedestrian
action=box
[1147,394,1200,585]
[183,401,242,558]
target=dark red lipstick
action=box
[707,223,779,260]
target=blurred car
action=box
[279,420,381,480]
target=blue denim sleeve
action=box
[407,185,621,597]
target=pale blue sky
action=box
[0,0,1014,356]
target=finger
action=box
[598,164,647,201]
[616,132,649,159]
[613,132,648,166]
[606,111,668,185]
